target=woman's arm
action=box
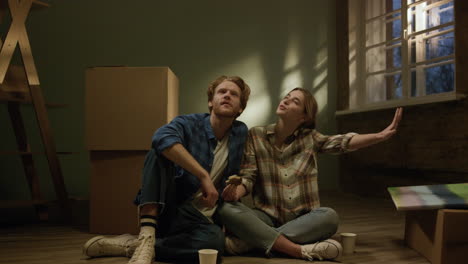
[348,108,403,150]
[222,130,257,201]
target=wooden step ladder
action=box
[0,0,69,221]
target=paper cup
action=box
[198,249,218,264]
[340,232,357,255]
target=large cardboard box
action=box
[89,151,147,235]
[86,66,178,234]
[405,209,468,264]
[85,67,178,150]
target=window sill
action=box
[335,92,466,116]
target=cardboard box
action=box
[85,67,179,150]
[89,151,147,235]
[405,209,468,264]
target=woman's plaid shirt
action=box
[240,124,357,224]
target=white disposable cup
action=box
[340,232,357,255]
[198,249,218,264]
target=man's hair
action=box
[207,75,251,115]
[290,87,318,129]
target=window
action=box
[342,0,464,113]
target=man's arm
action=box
[348,107,403,150]
[153,115,218,208]
[162,143,218,208]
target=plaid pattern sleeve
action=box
[312,130,358,154]
[240,129,258,195]
[241,125,357,224]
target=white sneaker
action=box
[128,229,155,264]
[301,239,343,261]
[83,234,139,257]
[225,235,253,255]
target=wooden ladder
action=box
[0,0,69,221]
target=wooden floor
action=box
[0,191,430,264]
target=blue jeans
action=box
[218,201,339,254]
[134,149,224,263]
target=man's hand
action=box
[222,183,247,201]
[376,107,403,141]
[199,176,219,208]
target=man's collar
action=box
[204,114,234,141]
[204,115,216,140]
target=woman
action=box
[219,88,403,261]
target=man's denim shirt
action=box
[153,113,248,202]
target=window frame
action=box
[336,0,467,115]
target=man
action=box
[83,75,251,264]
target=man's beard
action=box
[213,108,238,118]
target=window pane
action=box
[390,45,402,68]
[367,43,402,73]
[366,73,403,101]
[386,73,403,99]
[365,0,402,46]
[427,1,454,28]
[425,63,455,94]
[366,0,396,19]
[366,18,385,47]
[410,62,454,96]
[410,27,454,65]
[425,31,454,60]
[392,17,402,38]
[409,0,454,34]
[366,16,402,46]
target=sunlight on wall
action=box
[312,47,329,115]
[349,61,357,108]
[284,33,300,70]
[280,32,303,98]
[348,0,359,109]
[280,70,303,97]
[312,57,328,88]
[237,93,271,128]
[279,33,330,116]
[314,81,328,114]
[214,53,272,128]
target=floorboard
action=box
[0,191,430,264]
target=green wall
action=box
[0,0,339,202]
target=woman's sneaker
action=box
[300,239,343,261]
